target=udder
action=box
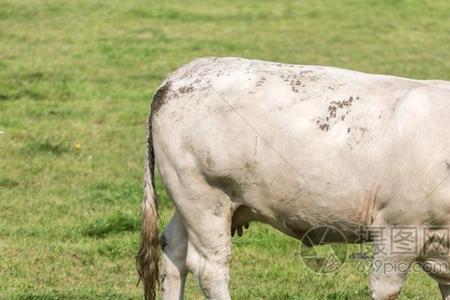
[231,205,253,237]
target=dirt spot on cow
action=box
[319,124,329,131]
[316,96,356,132]
[386,291,400,300]
[160,272,167,293]
[290,79,303,92]
[445,161,450,171]
[280,71,316,93]
[244,162,256,173]
[329,96,353,110]
[346,127,368,149]
[256,77,266,87]
[328,105,337,118]
[178,85,194,94]
[214,199,225,216]
[216,69,224,77]
[151,81,171,116]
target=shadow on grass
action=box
[0,177,19,188]
[19,136,72,156]
[80,212,139,238]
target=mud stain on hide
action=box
[151,82,198,120]
[361,184,379,225]
[178,85,194,94]
[244,162,256,173]
[279,70,315,94]
[316,96,356,132]
[151,81,172,116]
[214,199,225,216]
[386,291,400,300]
[347,127,368,150]
[290,79,302,92]
[249,77,267,94]
[256,77,266,87]
[319,124,329,131]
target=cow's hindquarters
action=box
[155,149,234,300]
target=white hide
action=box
[150,57,450,300]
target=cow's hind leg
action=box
[160,211,188,300]
[439,284,450,300]
[185,226,232,300]
[183,190,232,300]
[163,171,233,300]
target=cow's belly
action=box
[196,103,391,242]
[224,154,381,242]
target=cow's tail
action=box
[137,105,160,300]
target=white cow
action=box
[137,57,450,300]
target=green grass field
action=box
[1,0,449,299]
